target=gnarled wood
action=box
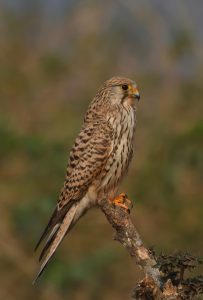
[98,196,179,300]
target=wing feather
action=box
[34,121,113,282]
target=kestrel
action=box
[34,76,140,283]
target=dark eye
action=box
[122,84,128,91]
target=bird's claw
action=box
[110,193,133,213]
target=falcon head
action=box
[100,76,140,111]
[104,76,140,104]
[85,76,140,122]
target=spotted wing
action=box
[34,122,113,282]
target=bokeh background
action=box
[0,0,203,299]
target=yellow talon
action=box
[110,193,133,213]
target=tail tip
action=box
[32,278,37,286]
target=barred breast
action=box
[99,105,136,192]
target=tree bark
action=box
[98,196,179,300]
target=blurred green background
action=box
[0,1,203,299]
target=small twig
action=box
[98,197,179,299]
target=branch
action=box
[98,196,179,300]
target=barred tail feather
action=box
[33,203,78,284]
[34,209,58,252]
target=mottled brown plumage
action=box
[34,76,140,283]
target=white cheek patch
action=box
[123,97,133,107]
[110,87,123,105]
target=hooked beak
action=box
[129,86,140,101]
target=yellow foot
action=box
[110,193,133,213]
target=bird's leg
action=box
[110,193,133,213]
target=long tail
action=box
[33,203,78,284]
